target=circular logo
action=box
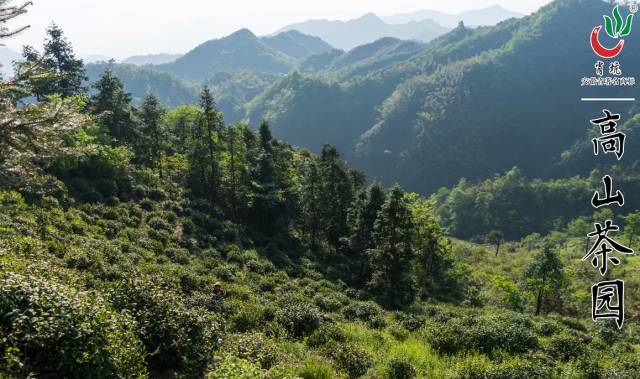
[630,3,638,14]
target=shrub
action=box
[546,331,588,361]
[327,343,372,379]
[207,355,265,379]
[386,357,417,379]
[388,325,410,341]
[599,351,640,378]
[400,314,424,332]
[343,301,387,329]
[422,304,456,322]
[147,216,171,231]
[313,293,346,312]
[139,198,154,211]
[110,277,222,375]
[594,320,624,344]
[213,266,237,281]
[132,185,147,199]
[423,313,538,355]
[147,187,167,201]
[535,319,561,337]
[258,276,278,292]
[226,333,279,369]
[165,247,190,264]
[0,273,146,377]
[275,297,321,338]
[455,356,551,379]
[485,358,552,379]
[306,324,346,347]
[230,302,268,333]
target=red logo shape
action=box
[591,26,625,58]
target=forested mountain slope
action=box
[262,30,334,59]
[248,0,639,194]
[156,29,295,81]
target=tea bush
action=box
[454,356,552,379]
[424,313,538,355]
[225,333,279,369]
[306,323,347,347]
[385,357,417,379]
[545,331,588,361]
[343,301,387,329]
[207,355,265,379]
[326,343,372,379]
[0,273,146,377]
[109,276,222,374]
[275,297,321,338]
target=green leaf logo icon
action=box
[620,14,634,37]
[604,6,634,38]
[605,15,615,37]
[614,6,624,35]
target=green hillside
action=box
[4,1,640,378]
[262,30,334,59]
[157,29,295,81]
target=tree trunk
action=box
[535,286,544,316]
[535,276,546,316]
[229,132,237,221]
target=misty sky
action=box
[6,0,552,59]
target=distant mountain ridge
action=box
[154,29,334,81]
[384,5,524,27]
[122,53,184,66]
[297,37,427,81]
[277,13,449,50]
[261,30,334,59]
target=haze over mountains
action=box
[277,13,449,51]
[122,53,183,66]
[154,29,333,80]
[277,5,522,50]
[384,5,524,27]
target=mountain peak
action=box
[229,28,257,39]
[358,12,384,23]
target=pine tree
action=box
[89,68,137,146]
[186,109,209,197]
[348,181,385,286]
[22,23,86,100]
[250,121,283,231]
[199,86,222,203]
[318,145,352,247]
[223,124,250,221]
[367,185,417,309]
[298,151,322,247]
[140,93,166,177]
[0,1,86,194]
